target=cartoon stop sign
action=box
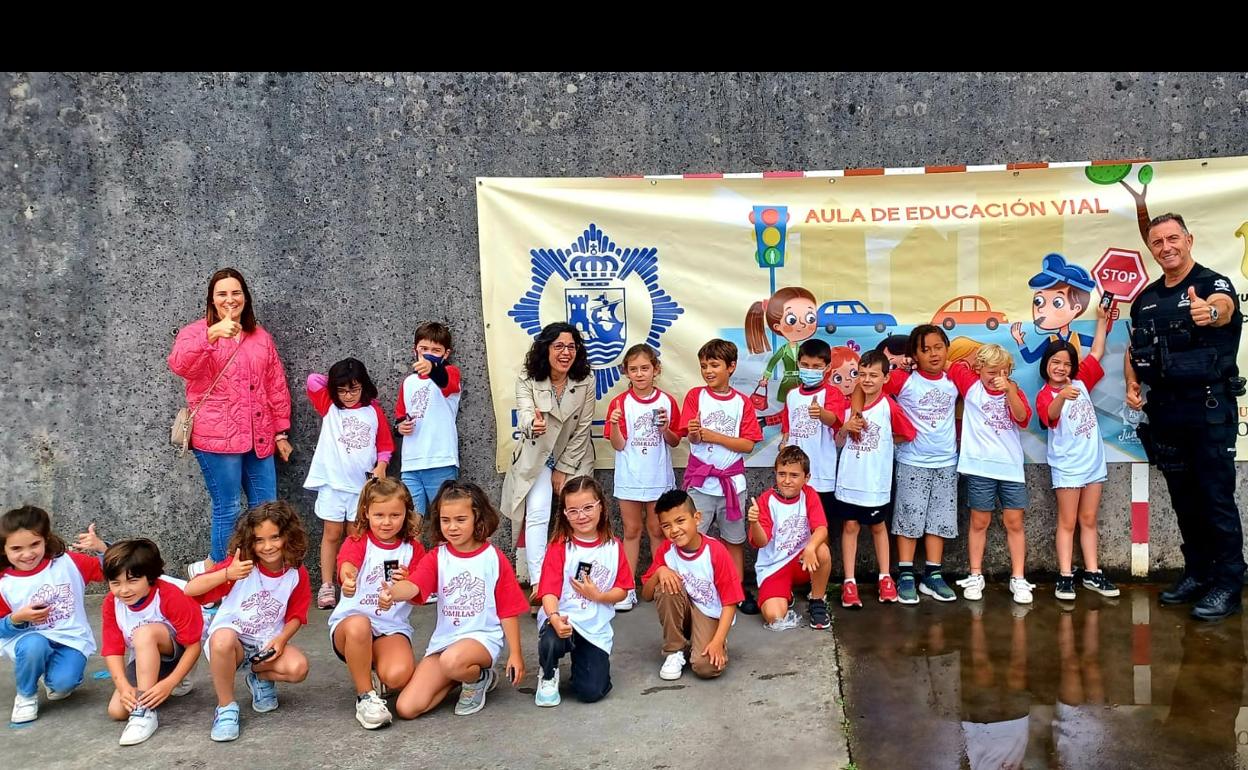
[1092,248,1149,329]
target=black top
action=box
[1129,263,1241,391]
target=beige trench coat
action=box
[499,375,597,526]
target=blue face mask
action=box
[798,368,825,387]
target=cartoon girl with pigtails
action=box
[744,286,819,405]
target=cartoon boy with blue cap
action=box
[1010,253,1096,363]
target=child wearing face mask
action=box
[779,338,848,518]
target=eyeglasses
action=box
[336,384,363,396]
[550,343,577,353]
[563,500,601,519]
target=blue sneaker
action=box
[921,572,958,602]
[246,670,279,713]
[210,702,240,742]
[896,573,920,605]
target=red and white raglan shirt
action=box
[781,383,848,492]
[678,387,764,497]
[0,552,104,661]
[749,485,828,585]
[395,365,462,472]
[328,532,426,639]
[536,536,633,654]
[642,536,744,619]
[303,373,394,496]
[409,542,528,664]
[101,578,204,660]
[1035,356,1107,488]
[604,388,681,501]
[883,368,959,469]
[948,362,1032,483]
[195,556,311,657]
[835,394,918,507]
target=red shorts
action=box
[758,555,811,604]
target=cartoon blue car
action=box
[817,300,897,334]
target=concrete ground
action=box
[2,596,849,770]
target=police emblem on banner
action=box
[509,224,684,398]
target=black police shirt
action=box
[1129,262,1242,388]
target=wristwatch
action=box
[1210,306,1220,323]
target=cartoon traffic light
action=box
[749,206,789,268]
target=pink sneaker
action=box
[841,581,863,609]
[878,575,899,603]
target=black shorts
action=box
[831,497,892,526]
[125,639,186,685]
[332,630,410,663]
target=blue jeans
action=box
[194,449,277,561]
[13,633,87,697]
[401,465,459,516]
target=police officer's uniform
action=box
[1130,263,1245,605]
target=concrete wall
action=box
[3,72,1246,582]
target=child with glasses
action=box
[303,358,394,609]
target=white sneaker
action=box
[423,591,439,605]
[43,679,74,701]
[957,574,985,601]
[172,677,194,697]
[765,608,802,631]
[659,651,687,681]
[119,707,159,746]
[11,693,38,723]
[614,588,638,612]
[186,559,211,579]
[1009,576,1035,605]
[354,690,392,730]
[534,668,561,707]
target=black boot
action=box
[1191,586,1243,621]
[1160,574,1210,606]
[738,587,760,615]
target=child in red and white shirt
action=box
[101,539,203,746]
[304,358,394,610]
[1,506,108,724]
[834,350,917,609]
[780,338,849,513]
[642,490,743,681]
[748,446,833,631]
[605,343,680,611]
[186,502,311,742]
[679,338,763,613]
[947,343,1034,605]
[329,478,427,731]
[533,477,632,706]
[386,481,528,719]
[396,321,463,519]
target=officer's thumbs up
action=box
[1187,286,1215,326]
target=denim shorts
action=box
[964,473,1028,511]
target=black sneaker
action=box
[1160,574,1210,606]
[808,598,831,630]
[1191,586,1243,622]
[738,590,761,616]
[1054,575,1076,601]
[1081,570,1120,597]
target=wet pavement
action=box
[835,583,1248,770]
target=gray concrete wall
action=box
[3,72,1246,583]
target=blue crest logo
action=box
[509,224,684,398]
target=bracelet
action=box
[274,433,289,441]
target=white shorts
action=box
[314,487,361,523]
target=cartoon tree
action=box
[1085,163,1154,244]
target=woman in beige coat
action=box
[500,322,597,592]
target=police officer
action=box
[1125,213,1245,620]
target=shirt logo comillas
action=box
[441,571,487,625]
[509,224,685,399]
[29,583,73,628]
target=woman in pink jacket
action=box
[168,268,294,575]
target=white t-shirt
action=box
[679,387,763,496]
[1036,356,1107,488]
[949,362,1032,483]
[101,578,204,659]
[202,558,311,650]
[604,388,680,500]
[328,533,425,638]
[304,400,387,495]
[835,395,917,507]
[409,543,529,664]
[536,536,633,654]
[781,384,846,492]
[396,367,462,471]
[884,369,959,468]
[0,553,102,660]
[641,536,745,619]
[751,486,828,584]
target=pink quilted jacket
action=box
[168,319,292,458]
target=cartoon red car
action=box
[931,295,1007,331]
